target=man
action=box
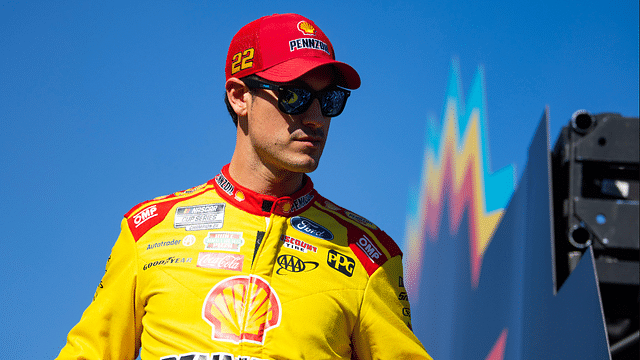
[58,13,432,359]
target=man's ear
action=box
[225,78,250,117]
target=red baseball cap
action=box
[225,13,360,89]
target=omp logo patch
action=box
[356,235,382,262]
[327,250,355,277]
[133,205,157,228]
[202,275,281,344]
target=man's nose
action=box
[301,99,329,129]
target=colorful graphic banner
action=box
[405,62,610,359]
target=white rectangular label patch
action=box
[174,203,225,231]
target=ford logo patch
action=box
[290,216,333,241]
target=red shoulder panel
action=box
[124,183,212,242]
[314,197,403,276]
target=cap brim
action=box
[255,57,361,90]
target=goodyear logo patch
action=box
[143,256,192,271]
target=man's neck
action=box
[227,157,305,198]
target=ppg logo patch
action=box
[327,250,355,277]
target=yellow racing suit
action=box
[57,164,432,360]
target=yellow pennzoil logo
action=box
[297,21,316,36]
[202,275,281,344]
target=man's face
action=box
[245,67,334,174]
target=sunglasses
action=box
[242,77,351,117]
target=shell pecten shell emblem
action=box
[297,21,316,36]
[202,275,281,344]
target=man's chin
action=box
[284,157,321,174]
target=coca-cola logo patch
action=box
[197,252,244,272]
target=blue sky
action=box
[1,0,637,357]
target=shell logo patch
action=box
[297,21,316,36]
[202,275,281,344]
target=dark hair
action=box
[224,75,261,127]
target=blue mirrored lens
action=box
[279,88,312,114]
[321,90,347,116]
